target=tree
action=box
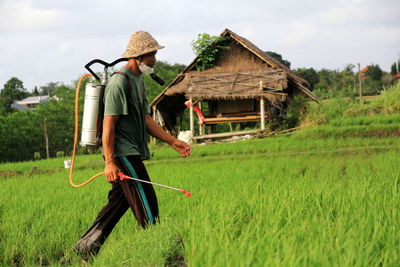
[0,97,14,115]
[361,64,383,95]
[40,82,59,96]
[36,84,77,157]
[293,68,319,90]
[365,64,383,81]
[0,110,43,162]
[0,77,30,101]
[0,77,30,114]
[33,86,40,96]
[390,62,397,75]
[265,51,291,69]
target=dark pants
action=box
[73,155,158,257]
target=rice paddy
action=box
[0,134,399,266]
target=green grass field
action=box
[1,85,399,266]
[0,134,399,266]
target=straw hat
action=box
[122,31,165,58]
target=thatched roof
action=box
[166,70,288,104]
[151,28,318,110]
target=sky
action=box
[0,0,399,91]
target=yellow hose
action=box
[69,73,105,188]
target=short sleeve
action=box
[104,76,129,116]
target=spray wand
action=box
[117,172,191,197]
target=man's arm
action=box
[145,114,192,157]
[103,115,120,182]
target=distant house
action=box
[11,95,51,111]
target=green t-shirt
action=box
[103,67,151,160]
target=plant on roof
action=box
[192,33,230,71]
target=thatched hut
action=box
[150,29,318,141]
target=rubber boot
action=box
[73,224,105,260]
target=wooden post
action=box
[260,98,265,130]
[189,97,194,136]
[259,81,265,130]
[358,63,362,104]
[43,119,49,159]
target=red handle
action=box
[117,172,129,180]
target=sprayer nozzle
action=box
[179,189,191,197]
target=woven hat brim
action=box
[121,45,165,58]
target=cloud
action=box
[0,0,399,91]
[279,22,319,47]
[58,42,70,55]
[321,7,364,25]
[0,0,58,32]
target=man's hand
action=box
[145,114,192,157]
[105,160,120,183]
[171,139,192,157]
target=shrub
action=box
[56,151,64,158]
[192,33,230,71]
[34,152,41,161]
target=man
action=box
[73,31,192,258]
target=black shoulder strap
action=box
[112,71,131,97]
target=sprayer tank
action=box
[80,83,103,146]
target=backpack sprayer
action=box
[68,58,191,197]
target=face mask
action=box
[139,61,153,75]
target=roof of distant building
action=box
[15,95,50,105]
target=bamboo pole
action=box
[358,63,362,104]
[260,81,265,130]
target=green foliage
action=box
[365,64,383,81]
[0,77,31,114]
[33,152,41,161]
[300,83,400,138]
[56,151,65,158]
[0,81,84,162]
[0,97,14,115]
[192,33,230,71]
[390,62,398,75]
[39,82,59,96]
[287,95,308,127]
[265,51,291,69]
[293,67,319,90]
[32,86,40,96]
[36,84,80,158]
[306,63,384,99]
[0,77,30,101]
[1,110,43,162]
